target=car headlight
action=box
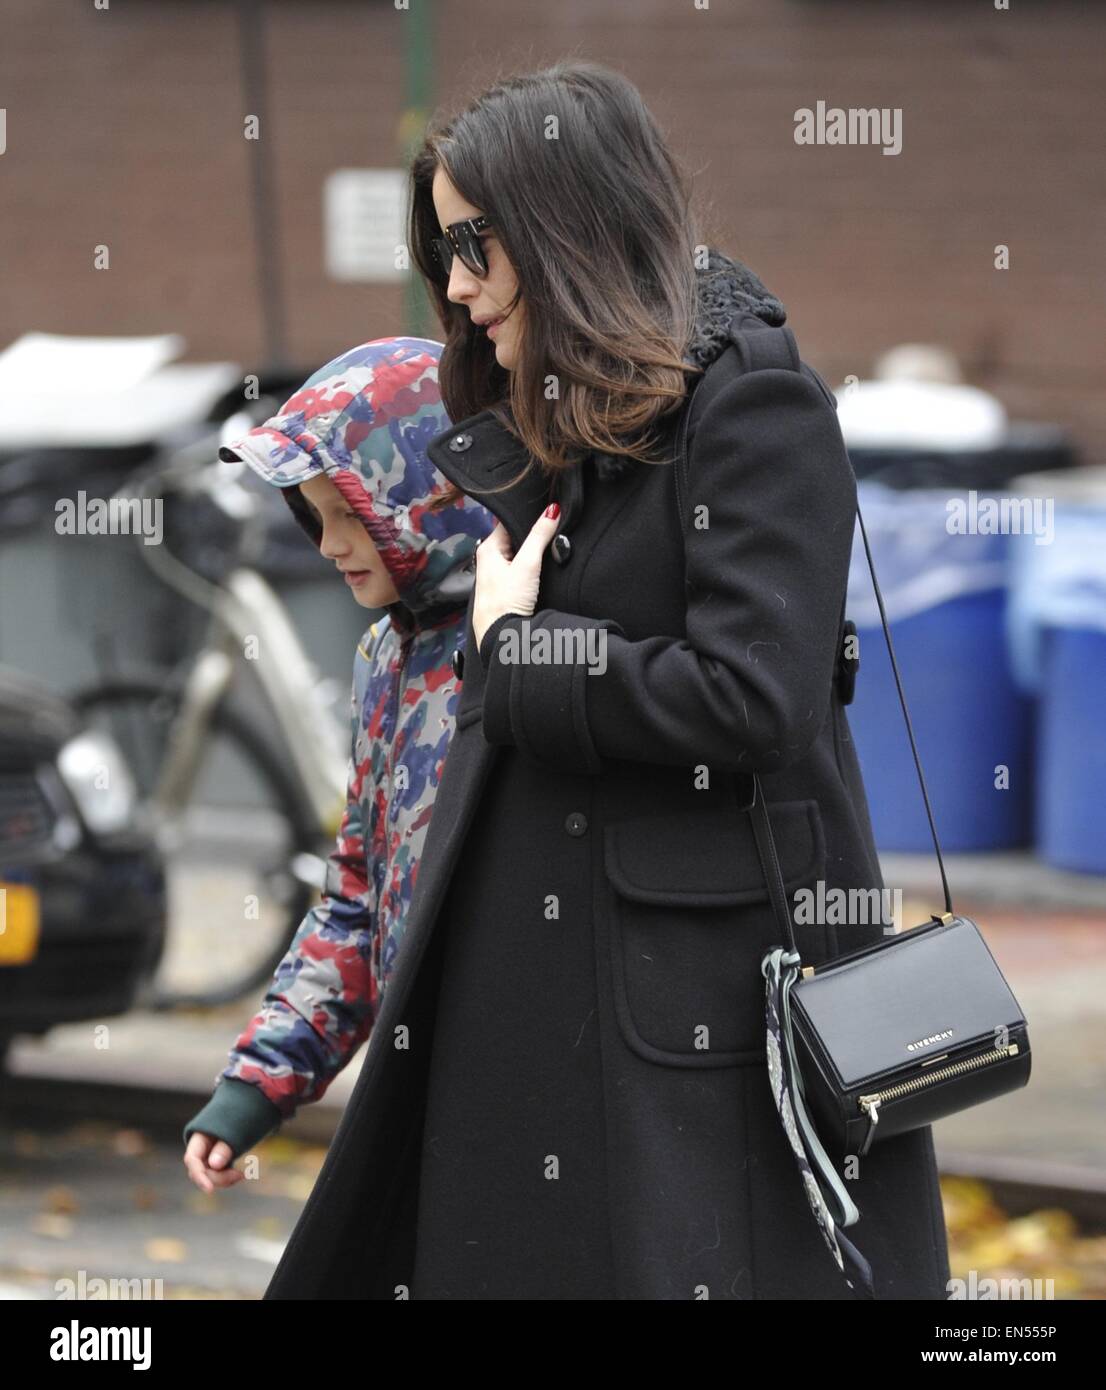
[56,730,138,835]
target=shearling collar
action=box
[682,247,786,371]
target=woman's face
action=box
[298,473,401,609]
[431,166,524,371]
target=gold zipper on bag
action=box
[858,1042,1020,1127]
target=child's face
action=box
[298,474,401,609]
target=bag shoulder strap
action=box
[674,312,954,936]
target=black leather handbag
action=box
[675,313,1033,1299]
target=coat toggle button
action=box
[451,647,464,679]
[550,532,572,565]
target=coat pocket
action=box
[603,800,827,1068]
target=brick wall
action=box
[1,0,1102,458]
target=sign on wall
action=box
[323,169,408,282]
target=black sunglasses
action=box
[431,215,493,279]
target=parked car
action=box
[0,665,166,1070]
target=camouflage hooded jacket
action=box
[182,337,496,1157]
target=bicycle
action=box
[72,410,364,1011]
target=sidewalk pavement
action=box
[6,851,1106,1193]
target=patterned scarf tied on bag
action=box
[762,947,876,1299]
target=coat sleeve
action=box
[184,630,386,1154]
[478,365,857,777]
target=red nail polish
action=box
[544,502,560,519]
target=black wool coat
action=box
[263,254,952,1301]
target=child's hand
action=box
[183,1132,247,1193]
[473,505,561,650]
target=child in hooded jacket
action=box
[182,337,495,1184]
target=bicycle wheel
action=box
[72,674,324,1011]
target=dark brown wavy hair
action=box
[410,60,705,512]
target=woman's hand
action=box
[183,1132,246,1194]
[473,504,561,650]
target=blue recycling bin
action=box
[1036,627,1106,872]
[846,484,1035,852]
[1007,468,1106,874]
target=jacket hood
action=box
[591,247,787,481]
[218,337,497,637]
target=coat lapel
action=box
[426,409,558,552]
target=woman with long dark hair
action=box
[263,59,952,1301]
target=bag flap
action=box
[792,916,1027,1088]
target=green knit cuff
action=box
[182,1077,284,1159]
